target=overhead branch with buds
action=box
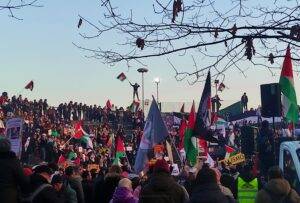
[75,0,300,84]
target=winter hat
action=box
[118,178,132,190]
[153,159,170,173]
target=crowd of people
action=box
[0,91,300,203]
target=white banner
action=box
[5,118,23,158]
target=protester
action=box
[255,166,300,203]
[65,166,85,203]
[212,167,234,198]
[81,170,94,203]
[241,93,248,112]
[110,178,138,203]
[29,165,62,203]
[0,138,29,203]
[237,164,259,203]
[95,165,123,203]
[257,120,275,178]
[189,166,236,203]
[51,174,77,203]
[139,159,187,203]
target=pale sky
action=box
[1,0,299,112]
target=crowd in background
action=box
[0,91,300,203]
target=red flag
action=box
[115,136,126,153]
[225,145,235,153]
[73,121,84,139]
[106,100,112,109]
[199,139,208,155]
[74,157,81,165]
[117,72,127,81]
[57,154,66,165]
[25,80,34,91]
[178,119,187,150]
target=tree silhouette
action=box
[0,0,41,20]
[75,0,300,84]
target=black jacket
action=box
[96,173,121,203]
[139,172,186,203]
[189,183,236,203]
[82,179,93,203]
[30,173,62,203]
[0,151,29,203]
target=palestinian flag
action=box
[194,71,218,142]
[184,101,198,166]
[106,100,112,110]
[117,72,127,81]
[25,80,34,91]
[57,154,66,165]
[113,135,126,165]
[129,100,140,113]
[279,45,298,124]
[73,121,84,139]
[81,135,93,149]
[178,118,187,150]
[67,151,77,160]
[225,145,237,159]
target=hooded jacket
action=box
[255,178,300,203]
[139,172,186,203]
[110,187,138,203]
[30,173,63,203]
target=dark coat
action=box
[30,173,63,203]
[0,151,29,203]
[82,179,93,203]
[139,172,186,203]
[255,178,300,203]
[97,173,121,203]
[189,183,236,203]
[68,176,85,203]
[58,182,77,203]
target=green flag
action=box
[279,46,298,123]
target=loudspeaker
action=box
[241,126,258,156]
[260,83,281,117]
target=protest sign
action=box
[88,164,100,172]
[5,118,23,158]
[171,164,180,176]
[219,153,245,166]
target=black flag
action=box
[193,71,218,142]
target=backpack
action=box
[21,184,52,203]
[264,187,292,203]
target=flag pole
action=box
[168,133,183,168]
[62,137,73,148]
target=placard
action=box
[5,118,23,158]
[219,153,245,166]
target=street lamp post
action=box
[137,68,148,113]
[154,77,160,103]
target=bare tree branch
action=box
[75,0,300,83]
[0,0,41,20]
